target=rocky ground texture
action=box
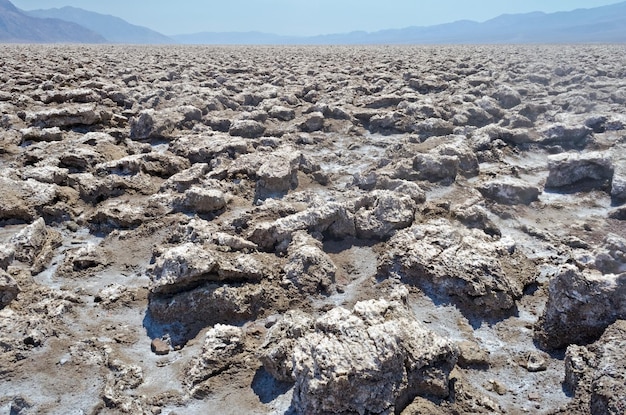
[1,44,626,414]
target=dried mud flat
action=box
[1,44,626,415]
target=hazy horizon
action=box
[10,0,623,37]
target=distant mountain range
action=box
[175,1,626,44]
[1,0,625,44]
[26,6,175,44]
[0,0,104,43]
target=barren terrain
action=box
[1,45,625,415]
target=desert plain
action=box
[0,44,625,414]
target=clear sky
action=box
[10,0,623,36]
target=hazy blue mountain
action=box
[174,1,626,45]
[0,0,105,43]
[26,6,175,44]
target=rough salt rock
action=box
[59,146,106,171]
[228,119,266,138]
[535,265,626,350]
[457,340,490,368]
[21,166,69,185]
[150,338,170,356]
[185,325,245,391]
[249,202,355,251]
[545,152,614,191]
[89,199,160,233]
[20,127,63,142]
[255,149,301,199]
[179,187,227,214]
[215,253,268,282]
[150,243,217,295]
[287,297,458,414]
[411,153,459,183]
[96,152,190,178]
[609,206,626,220]
[354,190,417,240]
[258,310,314,382]
[452,204,501,237]
[67,243,107,271]
[148,282,278,332]
[0,177,59,221]
[268,105,296,121]
[9,220,44,258]
[40,88,100,104]
[381,218,532,316]
[593,234,626,275]
[433,139,480,177]
[477,178,541,205]
[0,244,15,270]
[538,123,592,148]
[492,85,522,109]
[564,320,626,414]
[283,232,336,294]
[0,270,19,308]
[412,118,455,139]
[170,134,249,164]
[129,109,176,140]
[611,167,626,204]
[25,104,102,128]
[300,111,324,132]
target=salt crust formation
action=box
[0,44,625,414]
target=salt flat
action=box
[1,45,625,415]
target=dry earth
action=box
[1,44,626,415]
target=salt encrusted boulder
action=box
[40,88,100,104]
[148,282,280,333]
[492,85,522,109]
[258,310,314,382]
[268,105,296,121]
[609,206,626,220]
[89,199,163,233]
[354,190,417,240]
[380,218,533,316]
[149,243,218,295]
[9,218,61,274]
[0,270,19,308]
[20,127,63,142]
[10,218,49,265]
[535,265,626,350]
[545,152,614,191]
[300,111,324,132]
[452,204,501,237]
[21,166,69,185]
[593,234,626,275]
[477,178,541,205]
[185,325,246,392]
[283,231,336,294]
[538,123,592,148]
[130,109,176,140]
[95,153,190,178]
[564,320,626,414]
[0,244,15,270]
[411,153,459,183]
[0,177,59,221]
[611,167,626,204]
[255,148,301,199]
[260,293,458,415]
[228,119,266,138]
[178,187,227,214]
[433,139,480,177]
[170,134,249,164]
[25,104,102,128]
[130,107,202,140]
[249,202,355,251]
